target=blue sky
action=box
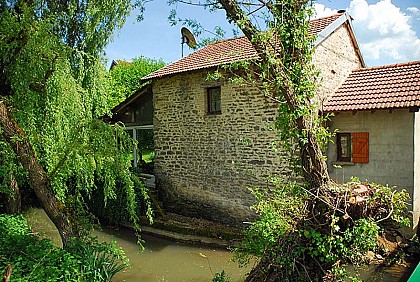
[105,0,420,67]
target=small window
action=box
[337,133,351,162]
[336,132,369,163]
[207,86,221,114]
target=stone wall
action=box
[153,71,285,225]
[313,24,363,104]
[413,112,420,229]
[152,22,363,226]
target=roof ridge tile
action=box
[353,60,420,73]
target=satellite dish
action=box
[181,27,197,57]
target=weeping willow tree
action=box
[0,0,147,247]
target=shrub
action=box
[212,270,232,282]
[0,214,128,282]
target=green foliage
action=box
[236,179,410,281]
[212,270,232,282]
[136,128,155,163]
[234,181,307,266]
[89,174,153,230]
[301,218,379,280]
[0,0,149,234]
[0,140,27,197]
[303,218,379,264]
[66,236,129,282]
[369,183,411,227]
[0,214,128,281]
[266,2,333,169]
[108,56,165,107]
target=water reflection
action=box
[25,208,251,282]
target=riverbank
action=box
[135,212,243,249]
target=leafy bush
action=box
[234,181,306,266]
[368,182,411,227]
[66,236,129,282]
[303,218,379,264]
[109,56,165,107]
[0,214,128,282]
[212,270,232,282]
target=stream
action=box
[25,208,252,282]
[25,208,415,282]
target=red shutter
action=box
[352,132,369,163]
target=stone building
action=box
[112,12,365,226]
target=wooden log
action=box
[3,264,12,282]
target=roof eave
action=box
[111,83,152,115]
[324,106,420,113]
[344,12,366,68]
[314,13,347,46]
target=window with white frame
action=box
[125,125,154,169]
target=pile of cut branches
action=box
[239,180,411,281]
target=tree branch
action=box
[3,264,12,282]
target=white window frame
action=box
[125,125,153,167]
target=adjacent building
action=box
[324,61,420,229]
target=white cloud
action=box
[347,0,420,66]
[348,0,369,21]
[313,3,337,18]
[314,0,420,66]
[407,6,420,21]
[407,7,420,16]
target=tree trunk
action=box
[0,100,78,246]
[5,172,21,214]
[217,1,332,280]
[297,115,330,190]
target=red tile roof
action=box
[324,61,420,112]
[144,36,257,80]
[310,13,342,34]
[142,13,343,80]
